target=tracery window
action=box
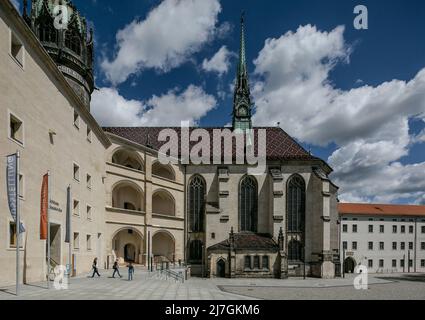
[189,240,203,262]
[287,175,306,232]
[189,176,205,232]
[288,240,303,261]
[239,176,257,232]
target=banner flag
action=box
[40,174,48,240]
[6,154,24,233]
[65,185,71,243]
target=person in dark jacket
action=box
[112,259,122,278]
[127,262,135,281]
[91,258,100,278]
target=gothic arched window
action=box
[288,240,303,261]
[287,175,306,233]
[39,24,57,43]
[239,176,257,232]
[65,31,81,56]
[189,240,203,262]
[189,176,205,232]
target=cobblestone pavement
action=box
[1,268,424,300]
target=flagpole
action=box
[16,151,20,296]
[68,184,72,283]
[47,171,51,289]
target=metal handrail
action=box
[162,268,185,283]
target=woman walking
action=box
[91,258,100,278]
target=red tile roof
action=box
[103,126,325,163]
[338,203,425,217]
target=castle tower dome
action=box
[23,0,94,109]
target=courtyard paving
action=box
[0,267,424,300]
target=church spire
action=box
[232,12,252,131]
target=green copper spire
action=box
[232,12,252,131]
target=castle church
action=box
[0,0,340,287]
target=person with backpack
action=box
[112,259,122,278]
[91,257,101,278]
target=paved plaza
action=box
[0,267,425,300]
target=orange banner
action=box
[40,174,48,240]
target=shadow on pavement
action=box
[376,274,425,282]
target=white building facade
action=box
[339,203,425,274]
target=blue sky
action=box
[16,0,425,204]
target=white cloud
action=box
[101,0,221,85]
[202,45,233,75]
[91,85,216,127]
[252,24,425,203]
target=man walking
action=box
[127,262,135,281]
[91,257,100,278]
[112,259,122,278]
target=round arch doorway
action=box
[216,259,226,278]
[344,257,356,273]
[112,228,143,264]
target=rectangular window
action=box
[73,232,79,250]
[409,242,413,250]
[73,163,80,182]
[10,31,24,67]
[368,259,373,268]
[9,112,24,145]
[368,225,373,233]
[392,260,397,268]
[86,205,92,220]
[368,242,373,250]
[379,225,384,233]
[352,225,357,233]
[86,234,92,251]
[392,242,397,250]
[343,241,347,250]
[86,174,92,189]
[401,226,405,233]
[421,260,425,267]
[73,200,80,216]
[422,226,425,233]
[244,256,251,269]
[421,242,425,250]
[19,174,24,199]
[409,260,413,267]
[401,242,405,250]
[409,226,414,234]
[379,259,384,268]
[352,242,357,250]
[342,224,347,233]
[401,260,405,268]
[87,127,92,143]
[392,225,397,233]
[211,233,215,239]
[262,256,269,270]
[9,221,23,248]
[253,256,260,269]
[379,242,384,250]
[73,111,80,129]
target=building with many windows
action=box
[339,203,425,274]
